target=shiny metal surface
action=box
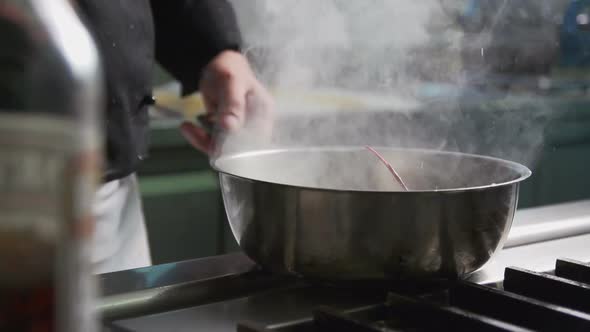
[98,254,296,321]
[108,232,590,332]
[99,201,590,325]
[111,285,385,332]
[99,253,257,297]
[468,232,590,285]
[213,147,531,280]
[505,200,590,248]
[102,201,590,330]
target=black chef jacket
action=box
[77,0,242,182]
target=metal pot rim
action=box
[211,146,532,194]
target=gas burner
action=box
[238,259,590,332]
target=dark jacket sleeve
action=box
[150,0,243,95]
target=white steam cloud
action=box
[215,0,574,188]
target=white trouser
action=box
[91,174,152,274]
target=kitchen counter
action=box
[99,200,590,326]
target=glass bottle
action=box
[0,0,103,331]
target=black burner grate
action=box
[555,259,590,285]
[237,258,590,332]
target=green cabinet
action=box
[518,110,590,207]
[137,122,238,265]
[520,145,590,207]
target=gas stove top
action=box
[236,259,590,331]
[102,200,590,332]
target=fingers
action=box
[218,76,247,131]
[180,121,212,154]
[195,51,275,155]
[251,82,275,118]
[245,85,275,136]
[201,94,217,118]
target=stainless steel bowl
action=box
[213,147,531,280]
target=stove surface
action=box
[104,200,590,332]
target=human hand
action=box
[180,50,274,154]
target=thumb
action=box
[180,121,212,154]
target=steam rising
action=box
[233,0,450,90]
[215,0,574,186]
